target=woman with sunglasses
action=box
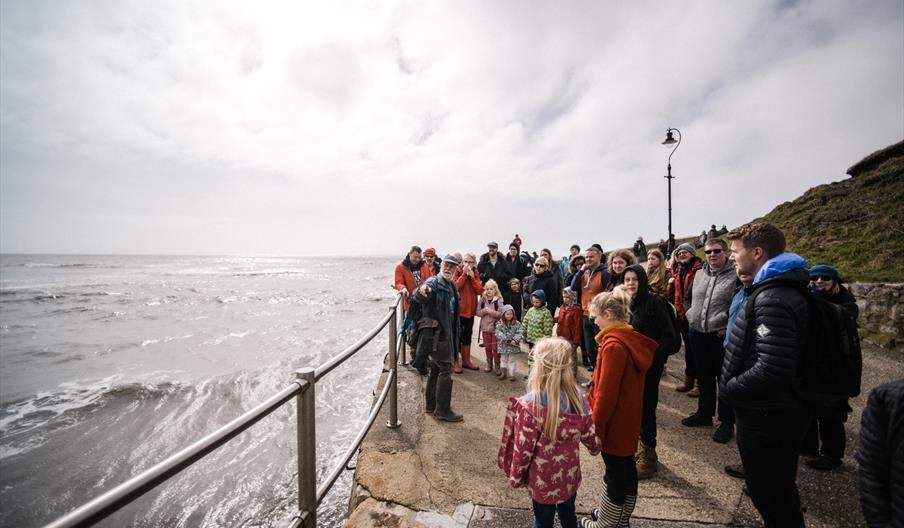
[802,264,859,471]
[525,256,561,317]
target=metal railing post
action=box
[399,303,408,366]
[386,306,401,429]
[296,368,317,528]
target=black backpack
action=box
[744,281,862,406]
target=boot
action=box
[585,483,624,528]
[636,442,658,480]
[687,380,700,398]
[483,353,494,372]
[461,345,479,370]
[618,495,636,528]
[676,375,694,392]
[433,374,463,422]
[425,366,437,414]
[453,356,463,374]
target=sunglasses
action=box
[703,249,723,255]
[812,276,832,282]
[535,264,547,268]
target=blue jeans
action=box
[532,493,576,528]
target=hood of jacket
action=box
[625,264,651,306]
[752,252,809,286]
[595,322,656,373]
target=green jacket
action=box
[523,306,553,344]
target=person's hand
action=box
[420,284,431,295]
[580,262,590,271]
[668,277,675,285]
[399,288,409,298]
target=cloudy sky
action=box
[1,1,901,257]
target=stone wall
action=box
[849,282,904,350]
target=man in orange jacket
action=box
[394,246,432,311]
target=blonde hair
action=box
[534,256,550,268]
[588,287,632,322]
[483,279,501,300]
[607,249,636,269]
[645,249,669,294]
[526,337,584,440]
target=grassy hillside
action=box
[752,141,904,283]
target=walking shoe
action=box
[724,464,745,479]
[806,455,842,471]
[712,421,734,443]
[686,380,700,397]
[636,442,659,480]
[433,410,463,422]
[680,413,713,427]
[675,375,693,392]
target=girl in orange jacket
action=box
[582,287,657,528]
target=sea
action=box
[0,254,401,528]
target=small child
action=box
[523,290,554,376]
[498,337,602,528]
[477,279,505,375]
[495,305,523,381]
[504,278,524,321]
[555,287,584,378]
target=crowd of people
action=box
[392,225,897,528]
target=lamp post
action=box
[661,128,681,257]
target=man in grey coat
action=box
[682,238,738,443]
[412,254,464,422]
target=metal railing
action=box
[44,292,407,528]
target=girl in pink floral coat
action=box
[498,337,602,528]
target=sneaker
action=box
[680,413,713,427]
[724,464,745,479]
[806,455,842,471]
[712,421,734,443]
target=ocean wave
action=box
[0,378,190,460]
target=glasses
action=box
[535,264,547,268]
[812,276,832,282]
[704,249,723,255]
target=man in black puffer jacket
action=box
[720,223,812,528]
[857,379,904,528]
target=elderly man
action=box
[683,238,738,443]
[721,223,811,527]
[394,245,432,311]
[478,241,512,292]
[412,254,464,422]
[570,244,610,371]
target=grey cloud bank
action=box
[1,0,902,256]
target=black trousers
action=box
[582,315,600,367]
[640,353,667,447]
[601,452,637,504]
[689,330,734,423]
[735,406,812,528]
[801,405,847,459]
[679,318,696,378]
[459,316,474,345]
[532,494,576,528]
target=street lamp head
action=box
[662,129,677,145]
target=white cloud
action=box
[1,0,901,256]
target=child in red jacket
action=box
[555,287,583,378]
[582,287,657,528]
[498,337,601,528]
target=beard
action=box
[441,269,454,281]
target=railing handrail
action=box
[43,291,406,528]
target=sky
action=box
[1,0,902,257]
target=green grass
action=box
[752,149,904,283]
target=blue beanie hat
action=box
[531,289,547,305]
[809,264,840,282]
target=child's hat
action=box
[530,289,547,304]
[501,304,515,315]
